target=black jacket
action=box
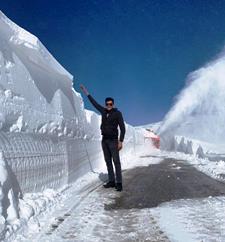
[87,94,126,142]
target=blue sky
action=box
[1,0,225,125]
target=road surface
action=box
[16,156,225,242]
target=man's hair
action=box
[105,97,114,104]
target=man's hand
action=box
[80,84,89,96]
[118,141,123,151]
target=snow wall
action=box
[160,135,206,158]
[0,11,147,198]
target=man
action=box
[80,84,125,192]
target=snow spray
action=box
[159,50,225,143]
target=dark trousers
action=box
[101,138,122,183]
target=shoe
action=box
[103,181,115,188]
[115,183,123,192]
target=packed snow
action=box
[152,195,225,242]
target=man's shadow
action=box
[1,158,22,222]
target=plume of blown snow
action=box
[159,52,225,144]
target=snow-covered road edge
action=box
[161,150,225,183]
[6,171,100,241]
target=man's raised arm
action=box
[80,84,105,114]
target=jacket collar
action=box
[105,108,117,113]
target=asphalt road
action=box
[107,158,225,210]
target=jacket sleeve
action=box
[87,94,105,114]
[118,111,126,142]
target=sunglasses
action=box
[106,102,113,106]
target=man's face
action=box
[105,101,114,111]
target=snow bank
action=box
[0,11,149,240]
[0,10,146,192]
[161,134,225,158]
[161,136,201,157]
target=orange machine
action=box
[144,128,160,149]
